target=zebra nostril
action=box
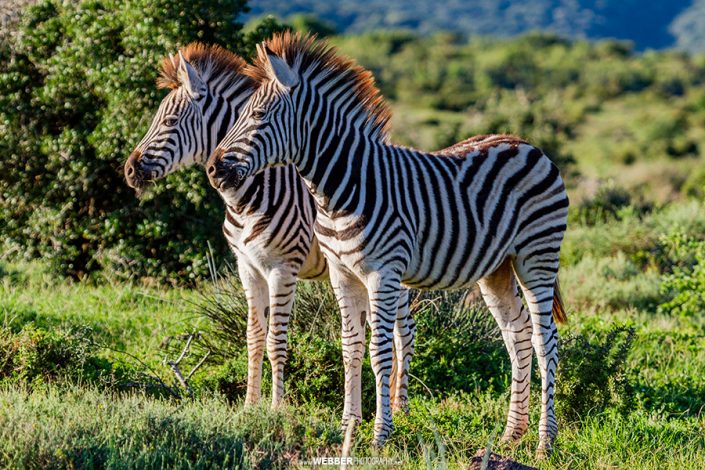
[207,164,217,176]
[126,165,135,177]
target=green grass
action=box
[0,386,340,468]
[1,261,202,364]
[2,198,705,468]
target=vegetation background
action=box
[1,0,704,468]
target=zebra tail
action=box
[552,278,568,324]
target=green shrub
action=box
[556,324,636,422]
[658,230,705,317]
[681,166,705,198]
[200,351,250,403]
[0,0,285,283]
[568,184,639,226]
[0,324,115,386]
[409,292,508,397]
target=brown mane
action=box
[157,42,249,90]
[433,134,529,156]
[245,32,392,137]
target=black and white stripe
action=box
[125,44,416,411]
[209,34,569,456]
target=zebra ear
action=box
[178,51,206,99]
[267,54,299,89]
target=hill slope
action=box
[248,0,703,51]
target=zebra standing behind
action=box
[207,33,569,457]
[123,43,416,412]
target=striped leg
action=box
[513,255,560,458]
[238,260,269,407]
[267,268,297,408]
[330,266,368,429]
[478,258,533,442]
[366,272,401,447]
[390,288,415,414]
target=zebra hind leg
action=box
[512,252,561,458]
[390,287,415,415]
[478,258,533,443]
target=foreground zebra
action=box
[207,33,569,456]
[123,43,416,411]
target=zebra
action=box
[206,32,569,457]
[123,43,416,412]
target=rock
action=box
[469,449,537,470]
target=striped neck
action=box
[198,77,254,165]
[295,83,388,215]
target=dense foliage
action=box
[0,0,285,283]
[250,0,705,51]
[658,230,705,317]
[5,2,705,282]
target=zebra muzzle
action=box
[206,148,245,190]
[124,150,145,189]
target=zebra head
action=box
[207,50,300,192]
[125,51,209,190]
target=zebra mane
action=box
[157,42,249,90]
[245,32,392,138]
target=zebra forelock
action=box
[244,32,391,138]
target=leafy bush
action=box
[0,324,115,386]
[568,184,639,226]
[560,252,662,313]
[681,165,705,198]
[556,324,636,422]
[0,0,285,283]
[658,230,705,316]
[407,292,507,397]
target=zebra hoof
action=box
[535,439,553,459]
[390,398,409,415]
[243,396,259,408]
[373,422,394,448]
[500,426,528,444]
[340,415,362,433]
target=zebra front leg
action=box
[366,272,401,447]
[330,267,369,429]
[478,258,533,442]
[238,261,269,407]
[267,268,297,408]
[513,255,561,458]
[390,287,414,414]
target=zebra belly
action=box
[297,234,328,280]
[401,222,517,290]
[401,251,510,290]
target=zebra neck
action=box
[200,79,254,163]
[297,120,382,216]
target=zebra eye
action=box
[252,109,267,121]
[162,116,178,127]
